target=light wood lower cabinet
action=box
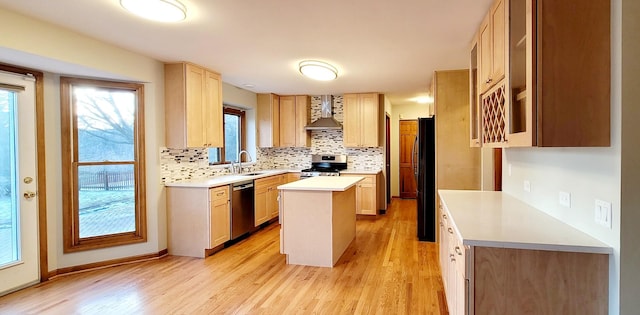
[340,173,381,215]
[254,174,286,226]
[438,199,609,315]
[167,185,231,258]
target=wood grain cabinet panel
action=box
[438,196,609,315]
[165,62,223,148]
[473,0,610,148]
[257,93,280,148]
[167,185,230,258]
[343,93,382,147]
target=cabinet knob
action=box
[448,227,454,234]
[455,246,463,256]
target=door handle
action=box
[23,191,36,200]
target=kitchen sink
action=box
[241,172,264,176]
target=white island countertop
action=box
[438,190,613,254]
[278,176,364,192]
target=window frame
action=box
[209,107,246,165]
[60,77,146,252]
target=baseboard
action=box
[48,249,168,279]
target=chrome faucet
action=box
[237,150,252,174]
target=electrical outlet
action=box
[595,199,612,229]
[559,191,571,208]
[523,180,531,192]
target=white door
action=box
[0,70,39,295]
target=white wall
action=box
[389,103,431,197]
[0,8,166,270]
[502,1,622,312]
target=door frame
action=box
[385,114,391,205]
[1,64,48,282]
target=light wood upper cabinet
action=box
[343,93,382,147]
[165,62,223,148]
[478,0,506,94]
[475,0,610,148]
[294,95,311,147]
[469,32,481,147]
[257,93,280,148]
[279,95,310,147]
[279,96,296,147]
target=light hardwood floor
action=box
[0,199,446,314]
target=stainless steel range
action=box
[300,155,348,178]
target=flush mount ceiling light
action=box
[298,60,338,81]
[120,0,187,23]
[414,95,434,104]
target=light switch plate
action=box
[595,199,612,229]
[559,191,571,208]
[508,164,512,176]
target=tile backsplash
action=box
[160,95,384,183]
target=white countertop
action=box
[165,169,297,188]
[438,190,613,254]
[278,176,364,192]
[340,169,382,175]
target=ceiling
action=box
[0,0,493,106]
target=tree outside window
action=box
[60,77,146,252]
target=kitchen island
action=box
[278,176,364,267]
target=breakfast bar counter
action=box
[277,176,363,267]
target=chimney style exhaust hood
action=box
[304,95,343,130]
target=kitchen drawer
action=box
[255,174,284,188]
[210,185,229,206]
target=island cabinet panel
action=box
[167,185,231,258]
[257,93,280,148]
[254,174,285,226]
[280,187,356,267]
[165,62,223,148]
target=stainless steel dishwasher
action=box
[231,180,255,240]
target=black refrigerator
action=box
[413,117,436,242]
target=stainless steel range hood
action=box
[304,95,342,130]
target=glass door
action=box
[0,71,39,295]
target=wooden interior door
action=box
[399,120,418,198]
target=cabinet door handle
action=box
[216,192,224,196]
[442,214,447,219]
[448,227,454,234]
[455,246,463,256]
[449,254,456,262]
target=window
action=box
[209,107,246,164]
[60,77,146,252]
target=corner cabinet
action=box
[167,185,231,258]
[279,95,311,147]
[343,93,382,147]
[473,0,611,148]
[257,93,280,148]
[165,62,223,148]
